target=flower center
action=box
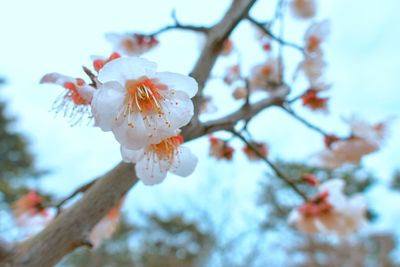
[122,38,136,52]
[149,135,183,162]
[63,79,88,105]
[307,36,321,52]
[119,77,168,128]
[125,77,165,114]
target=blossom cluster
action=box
[298,20,331,112]
[41,36,198,186]
[208,136,268,162]
[288,179,367,236]
[317,117,389,168]
[31,0,390,246]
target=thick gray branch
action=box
[3,163,136,267]
[191,0,258,118]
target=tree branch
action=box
[191,0,258,119]
[183,85,289,141]
[1,1,259,266]
[54,178,98,215]
[3,163,136,267]
[231,130,308,201]
[247,15,305,53]
[280,105,333,137]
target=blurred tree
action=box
[256,161,397,267]
[61,213,214,267]
[60,161,399,267]
[0,79,42,203]
[390,170,400,191]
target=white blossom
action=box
[288,179,367,236]
[92,57,198,149]
[121,135,198,185]
[105,33,158,56]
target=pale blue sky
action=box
[1,0,399,246]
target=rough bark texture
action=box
[1,1,263,266]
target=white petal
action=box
[98,57,157,85]
[120,146,144,163]
[156,72,198,98]
[112,114,151,150]
[89,212,120,249]
[320,179,347,208]
[40,73,74,86]
[347,194,367,214]
[287,209,300,225]
[319,179,345,194]
[170,146,198,177]
[135,153,169,185]
[76,85,95,102]
[119,92,192,146]
[113,111,180,150]
[91,81,125,131]
[159,90,194,130]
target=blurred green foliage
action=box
[0,78,42,204]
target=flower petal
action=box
[156,72,198,98]
[40,72,75,86]
[159,90,194,130]
[112,113,151,150]
[76,85,95,103]
[98,57,157,85]
[120,146,145,163]
[170,146,198,177]
[135,153,169,185]
[91,81,125,131]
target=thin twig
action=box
[280,104,332,137]
[232,130,308,202]
[276,0,285,83]
[82,66,98,88]
[247,16,305,53]
[244,78,251,106]
[288,91,305,103]
[55,178,99,215]
[148,10,209,37]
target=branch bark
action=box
[1,1,258,266]
[191,0,258,118]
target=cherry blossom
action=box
[249,57,281,91]
[220,39,234,56]
[89,198,124,248]
[92,56,198,150]
[232,86,248,100]
[209,136,235,160]
[290,0,317,19]
[317,118,388,168]
[301,173,319,186]
[298,55,326,86]
[223,64,241,85]
[301,89,329,111]
[106,33,158,56]
[199,95,217,114]
[324,134,340,148]
[92,52,121,72]
[253,28,273,52]
[288,179,367,236]
[304,20,330,55]
[121,135,198,185]
[242,142,268,161]
[13,191,48,220]
[40,73,95,123]
[12,191,53,236]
